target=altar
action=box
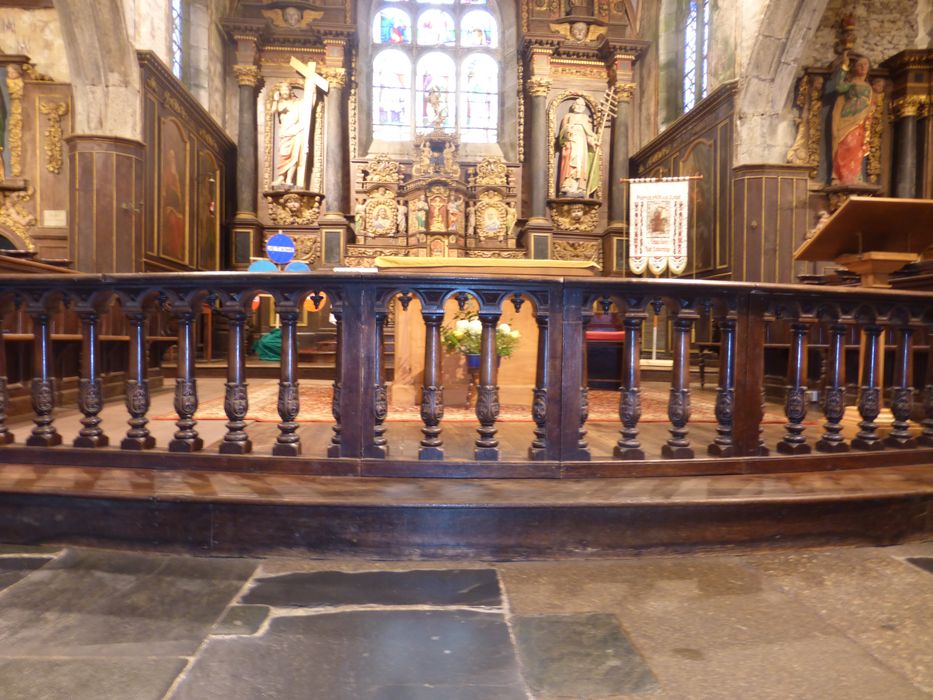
[379,257,600,407]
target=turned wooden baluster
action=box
[708,316,737,457]
[921,331,933,447]
[169,308,203,452]
[419,311,445,460]
[121,310,155,449]
[578,311,592,454]
[74,308,108,448]
[274,306,301,456]
[816,323,849,453]
[529,312,550,460]
[852,324,885,451]
[615,311,646,459]
[220,306,251,454]
[327,308,342,457]
[0,328,13,445]
[662,309,695,459]
[884,324,917,449]
[373,310,389,455]
[26,305,61,447]
[475,311,501,461]
[777,321,811,454]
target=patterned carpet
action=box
[155,382,790,424]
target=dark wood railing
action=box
[1,271,932,477]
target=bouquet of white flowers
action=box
[441,313,521,357]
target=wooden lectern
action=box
[794,197,933,287]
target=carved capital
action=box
[233,64,261,87]
[614,82,637,103]
[526,77,552,97]
[892,95,927,118]
[321,67,347,89]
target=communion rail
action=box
[1,270,932,478]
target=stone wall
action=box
[0,8,70,82]
[800,0,922,68]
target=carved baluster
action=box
[475,312,501,460]
[777,322,812,454]
[529,313,549,460]
[121,311,155,449]
[74,308,108,448]
[615,312,645,459]
[274,307,301,456]
[885,325,917,449]
[578,312,592,454]
[816,323,849,453]
[419,311,445,460]
[26,305,61,447]
[708,316,737,457]
[852,324,884,451]
[220,306,251,454]
[0,328,13,445]
[373,310,389,454]
[326,308,343,457]
[168,309,203,452]
[921,333,933,447]
[662,312,695,459]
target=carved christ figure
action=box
[273,58,329,188]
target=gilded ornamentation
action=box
[261,7,323,28]
[163,92,189,120]
[38,101,68,174]
[867,88,884,184]
[320,67,347,89]
[549,22,608,43]
[293,233,321,263]
[891,95,928,118]
[0,187,37,250]
[787,75,810,166]
[467,249,526,259]
[364,186,398,237]
[349,55,358,159]
[264,191,323,225]
[517,60,525,163]
[472,157,508,186]
[6,65,24,178]
[552,239,601,265]
[806,76,823,168]
[615,82,636,103]
[473,190,509,241]
[232,64,261,87]
[550,201,599,231]
[365,154,401,183]
[526,77,551,97]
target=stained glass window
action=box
[373,8,412,44]
[682,0,709,112]
[371,0,499,143]
[373,49,413,140]
[171,0,184,80]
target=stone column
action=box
[608,85,635,227]
[893,98,920,198]
[232,64,261,218]
[322,67,348,217]
[527,77,551,221]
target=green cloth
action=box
[252,327,282,361]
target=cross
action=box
[289,56,329,188]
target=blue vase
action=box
[466,353,481,370]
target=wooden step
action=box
[0,462,928,558]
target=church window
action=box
[370,0,500,143]
[171,0,185,80]
[681,0,709,112]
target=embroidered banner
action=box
[628,178,690,275]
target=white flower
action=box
[468,319,482,333]
[498,323,511,334]
[455,319,470,331]
[328,313,336,325]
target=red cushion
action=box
[585,330,626,342]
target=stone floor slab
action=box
[0,657,187,700]
[512,613,657,698]
[241,569,502,608]
[0,548,257,657]
[0,556,53,593]
[170,610,527,700]
[907,557,933,575]
[212,605,270,636]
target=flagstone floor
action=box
[0,542,930,699]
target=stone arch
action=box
[734,0,830,165]
[52,0,142,140]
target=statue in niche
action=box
[448,194,464,233]
[443,143,457,175]
[397,201,408,236]
[506,202,517,237]
[557,97,599,198]
[418,142,432,173]
[272,84,305,186]
[429,192,447,231]
[466,202,476,237]
[413,194,429,232]
[354,199,367,237]
[829,51,881,186]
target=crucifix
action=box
[289,56,329,189]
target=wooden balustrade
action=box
[0,272,931,474]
